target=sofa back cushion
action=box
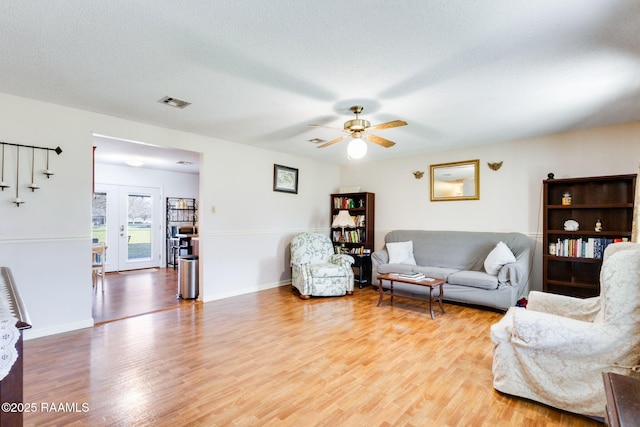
[484,241,517,275]
[386,241,417,265]
[384,230,530,272]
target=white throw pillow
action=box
[386,241,417,265]
[484,241,516,275]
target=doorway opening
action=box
[92,134,201,323]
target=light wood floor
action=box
[92,267,186,324]
[25,282,602,426]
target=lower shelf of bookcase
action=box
[544,255,602,263]
[544,280,600,298]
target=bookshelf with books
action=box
[543,174,636,297]
[331,192,375,285]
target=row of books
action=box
[331,214,365,227]
[552,237,628,259]
[333,197,363,210]
[332,229,366,244]
[334,246,371,255]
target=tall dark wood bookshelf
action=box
[330,192,375,254]
[543,174,636,297]
[331,192,375,287]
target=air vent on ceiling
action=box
[159,96,191,109]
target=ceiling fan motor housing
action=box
[344,118,370,131]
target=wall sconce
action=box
[487,161,503,171]
[413,171,425,179]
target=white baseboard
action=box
[201,280,290,303]
[24,318,94,340]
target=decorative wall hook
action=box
[0,144,9,190]
[28,146,40,192]
[487,161,503,171]
[12,144,23,206]
[413,171,425,179]
[43,150,54,178]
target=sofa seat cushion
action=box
[412,266,460,280]
[377,263,417,275]
[308,263,349,277]
[447,270,498,290]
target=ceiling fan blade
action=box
[309,124,349,133]
[367,120,408,132]
[317,135,348,148]
[365,134,396,148]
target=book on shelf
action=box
[552,237,627,259]
[399,272,425,280]
[350,246,367,255]
[334,245,367,255]
[332,229,365,244]
[333,196,365,210]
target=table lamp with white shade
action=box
[332,210,356,244]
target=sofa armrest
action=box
[371,250,389,286]
[497,261,529,298]
[497,262,519,284]
[372,249,388,265]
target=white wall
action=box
[198,142,337,300]
[0,92,339,338]
[340,121,640,292]
[95,163,199,200]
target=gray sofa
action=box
[372,230,531,311]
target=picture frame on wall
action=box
[273,164,298,194]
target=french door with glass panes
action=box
[92,184,162,272]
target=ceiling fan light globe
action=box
[347,139,367,159]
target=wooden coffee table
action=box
[376,273,445,319]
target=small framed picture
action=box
[273,164,298,194]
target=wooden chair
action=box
[92,243,106,291]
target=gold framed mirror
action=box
[430,159,480,201]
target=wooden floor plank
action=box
[24,280,603,426]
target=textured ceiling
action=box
[1,1,639,168]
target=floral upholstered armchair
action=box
[290,232,355,299]
[491,242,640,418]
